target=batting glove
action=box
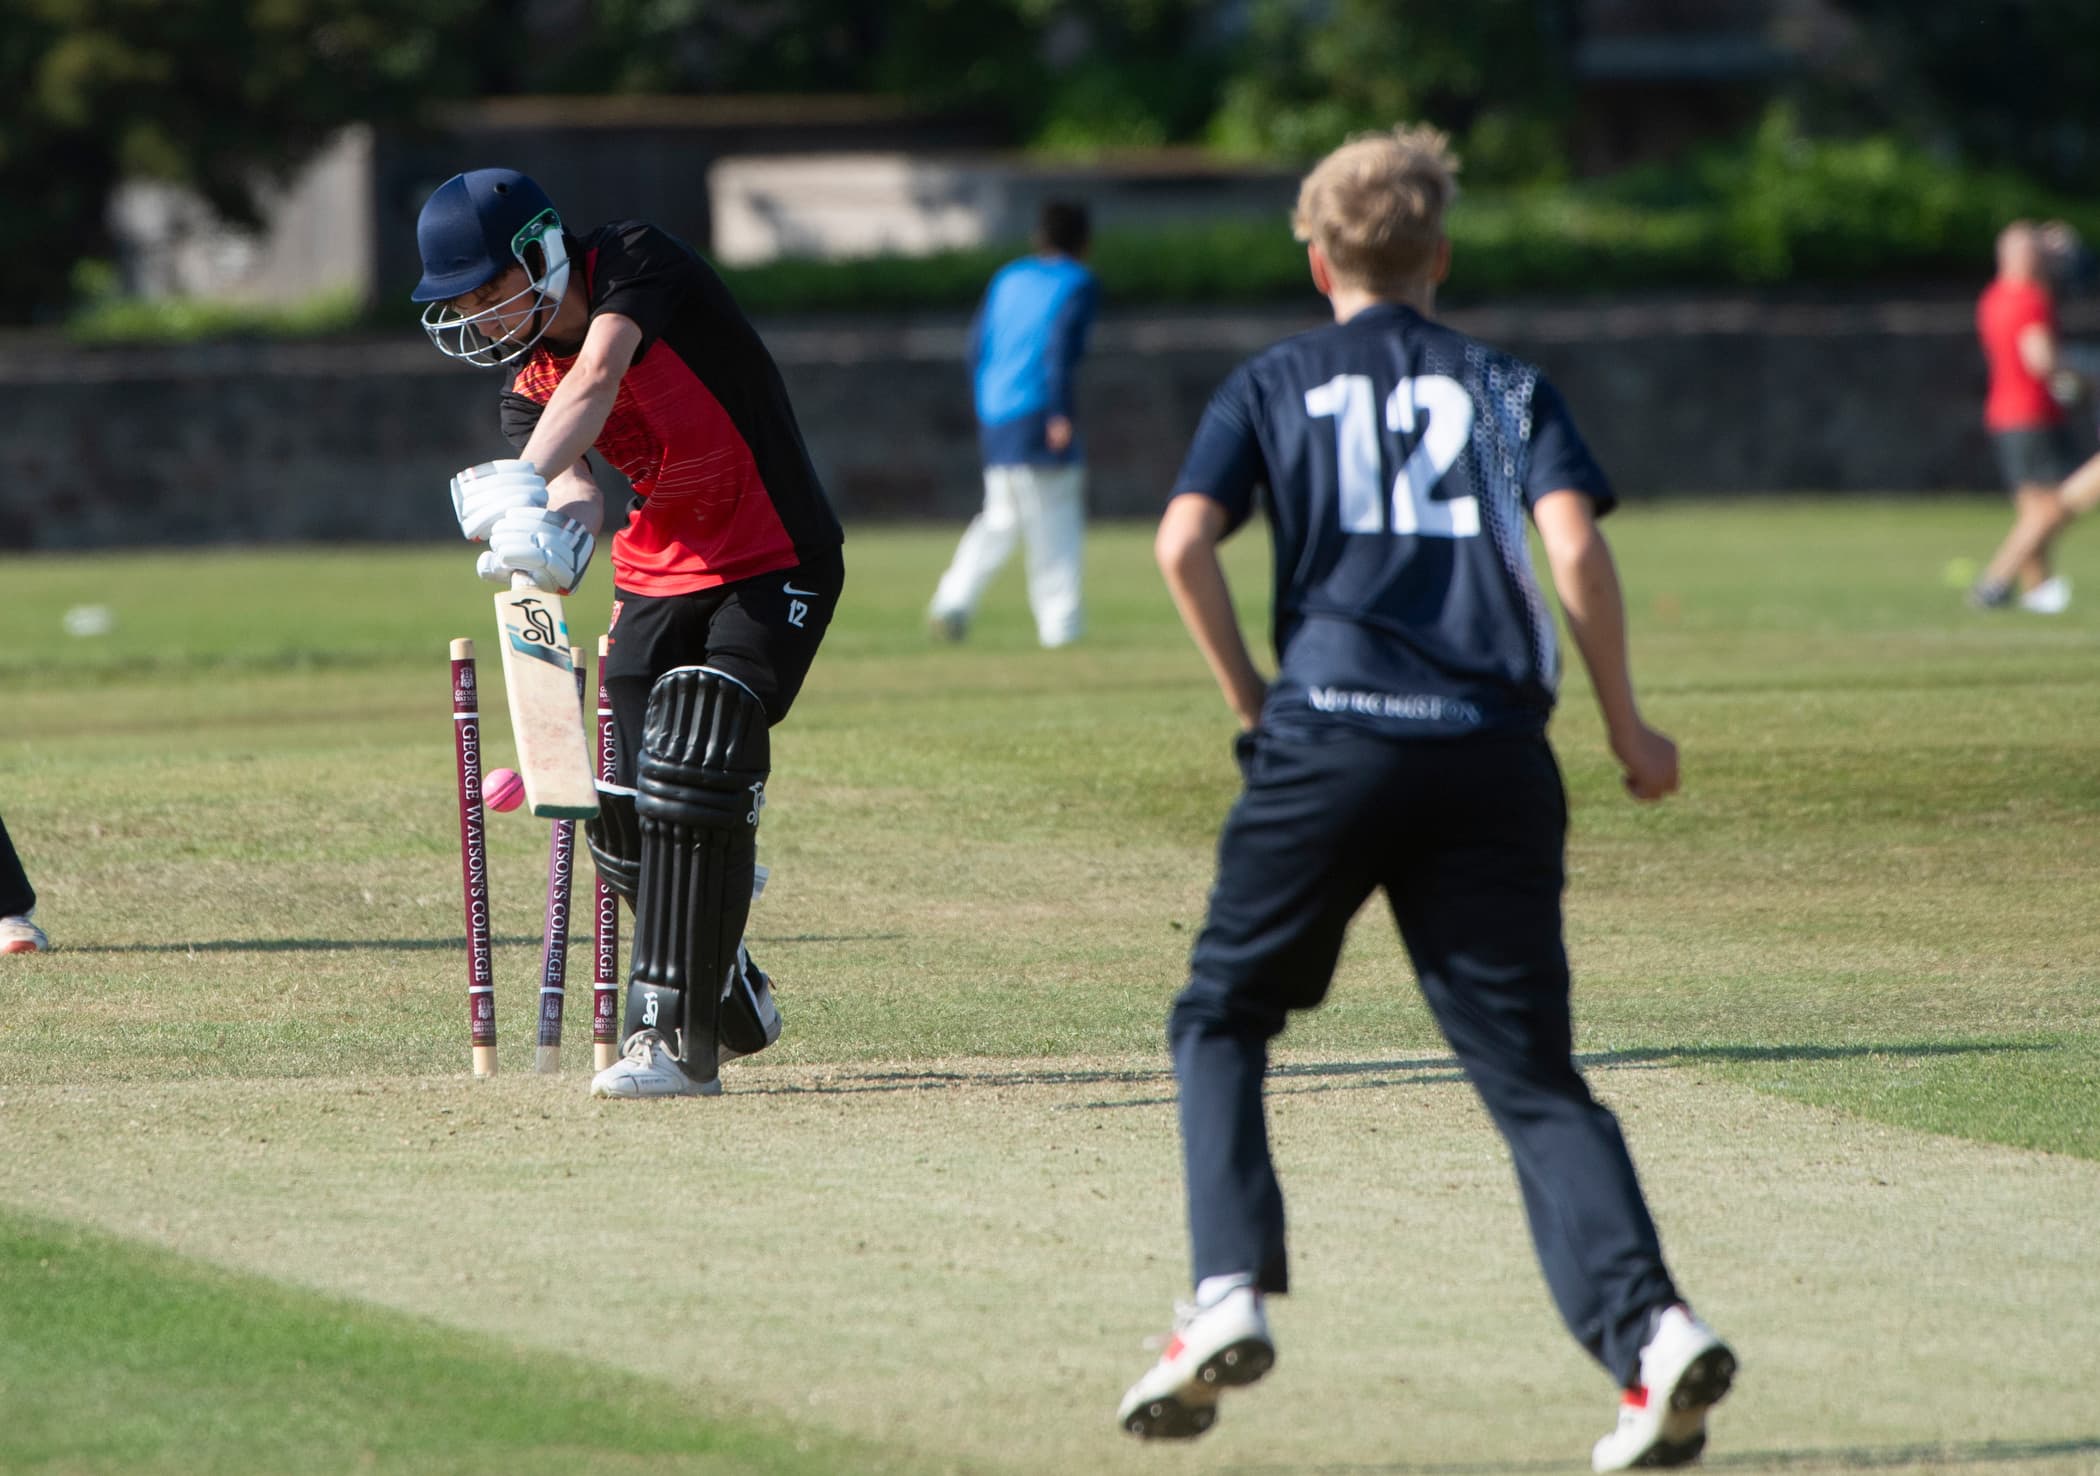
[450,459,547,541]
[479,506,595,594]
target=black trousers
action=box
[601,546,843,782]
[1170,727,1678,1387]
[0,814,33,918]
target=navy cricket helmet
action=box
[412,168,572,367]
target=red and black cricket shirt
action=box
[500,222,843,594]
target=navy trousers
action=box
[0,815,33,919]
[1170,728,1678,1387]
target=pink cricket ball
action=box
[484,768,525,812]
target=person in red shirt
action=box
[413,168,844,1098]
[1968,221,2089,611]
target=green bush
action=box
[65,286,367,344]
[61,111,2100,342]
[1717,107,2052,281]
[718,246,1012,314]
[655,111,2100,315]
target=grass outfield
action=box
[1,503,2096,1474]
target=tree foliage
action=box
[1207,0,1576,179]
[1817,1,2100,195]
[500,0,1229,156]
[12,0,2100,327]
[0,0,481,323]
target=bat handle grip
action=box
[512,571,535,592]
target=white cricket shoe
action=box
[589,1029,720,1099]
[1117,1286,1274,1440]
[0,911,47,954]
[1592,1304,1736,1472]
[2021,575,2073,614]
[719,944,782,1066]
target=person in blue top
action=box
[929,200,1098,647]
[1114,126,1736,1472]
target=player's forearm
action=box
[1549,532,1645,743]
[1158,537,1265,728]
[520,368,621,484]
[545,463,605,536]
[2019,324,2061,380]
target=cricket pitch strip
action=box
[4,1056,2096,1475]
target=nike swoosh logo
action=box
[782,582,820,597]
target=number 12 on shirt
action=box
[1304,372,1479,538]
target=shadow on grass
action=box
[1586,1040,2057,1068]
[59,934,565,955]
[739,1040,2052,1110]
[1705,1440,2100,1471]
[55,931,902,955]
[735,1056,1454,1108]
[1235,1436,2100,1473]
[748,1062,1184,1099]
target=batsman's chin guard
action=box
[624,667,770,1087]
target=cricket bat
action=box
[494,572,599,819]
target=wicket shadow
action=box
[744,1063,1181,1100]
[1071,1038,2049,1110]
[740,1055,1469,1107]
[59,933,566,955]
[737,1039,2046,1111]
[747,932,906,946]
[1069,1056,1475,1110]
[59,930,905,956]
[1228,1435,2100,1474]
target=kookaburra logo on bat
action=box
[517,600,560,646]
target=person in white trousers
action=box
[931,201,1098,648]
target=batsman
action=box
[412,168,845,1098]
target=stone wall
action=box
[2,294,2085,552]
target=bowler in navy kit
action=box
[1117,127,1736,1472]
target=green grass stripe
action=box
[0,1208,889,1476]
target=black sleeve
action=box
[589,221,698,350]
[498,390,544,452]
[1523,376,1616,517]
[1171,362,1267,534]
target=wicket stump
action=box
[533,648,586,1073]
[452,637,622,1078]
[592,634,621,1070]
[450,639,498,1078]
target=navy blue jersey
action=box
[1174,303,1613,740]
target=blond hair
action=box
[1292,125,1460,293]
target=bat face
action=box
[495,580,599,819]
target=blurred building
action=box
[709,150,1294,265]
[108,95,1009,308]
[108,95,1299,305]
